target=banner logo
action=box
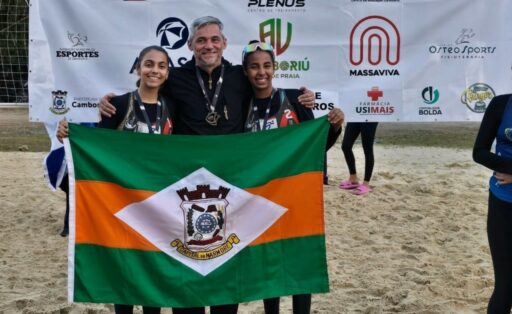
[155,17,190,67]
[56,31,99,60]
[356,87,394,115]
[259,19,309,80]
[419,86,442,116]
[248,0,305,7]
[461,83,495,113]
[50,90,70,115]
[429,28,496,60]
[67,32,87,47]
[71,96,99,109]
[172,185,239,260]
[455,28,475,45]
[131,17,189,72]
[260,18,292,56]
[367,86,383,101]
[247,0,306,12]
[422,86,439,105]
[349,16,400,66]
[156,17,189,50]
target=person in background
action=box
[58,45,174,314]
[473,94,512,314]
[241,40,344,314]
[339,122,379,196]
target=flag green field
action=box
[65,117,331,307]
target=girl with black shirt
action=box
[242,40,344,314]
[58,45,174,314]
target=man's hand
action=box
[327,108,344,131]
[99,93,117,118]
[298,86,315,108]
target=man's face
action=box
[188,23,227,71]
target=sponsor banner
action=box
[29,0,512,122]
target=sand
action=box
[0,144,493,314]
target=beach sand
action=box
[0,142,493,313]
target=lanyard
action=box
[195,64,225,126]
[133,90,161,134]
[250,88,276,131]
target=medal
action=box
[205,112,220,126]
[196,65,225,127]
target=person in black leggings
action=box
[339,122,378,195]
[473,94,512,314]
[486,194,512,314]
[264,294,311,314]
[58,174,70,237]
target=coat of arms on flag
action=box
[175,184,234,257]
[65,117,331,307]
[115,167,287,276]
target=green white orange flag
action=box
[64,117,330,307]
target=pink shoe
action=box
[352,184,372,196]
[339,180,359,190]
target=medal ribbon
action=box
[250,88,277,131]
[195,65,225,126]
[134,90,162,134]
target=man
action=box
[99,16,316,314]
[100,16,314,135]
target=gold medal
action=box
[205,112,220,126]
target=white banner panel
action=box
[29,0,512,123]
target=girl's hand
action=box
[495,172,512,185]
[56,119,69,143]
[327,108,344,131]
